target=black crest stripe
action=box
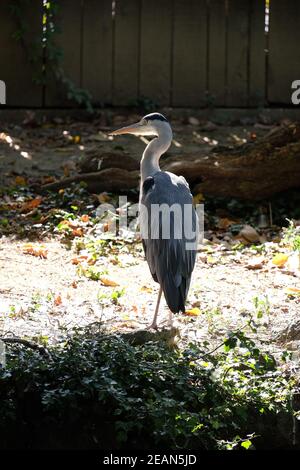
[144,113,168,122]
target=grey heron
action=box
[110,113,198,329]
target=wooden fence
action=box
[0,0,299,108]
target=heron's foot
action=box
[146,322,159,331]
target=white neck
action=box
[140,126,172,183]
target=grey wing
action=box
[140,171,198,313]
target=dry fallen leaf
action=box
[81,214,89,223]
[285,287,300,296]
[99,276,119,287]
[21,197,42,212]
[96,192,111,203]
[54,294,62,306]
[206,256,218,265]
[272,253,289,267]
[140,286,153,293]
[22,243,48,259]
[217,217,238,229]
[42,176,56,184]
[120,321,138,329]
[184,308,201,316]
[121,314,131,321]
[15,176,27,186]
[72,227,84,237]
[246,256,265,270]
[73,135,81,144]
[71,255,88,265]
[193,193,205,204]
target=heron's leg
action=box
[147,286,163,330]
[167,310,173,328]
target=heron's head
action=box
[110,112,172,138]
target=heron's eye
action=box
[140,119,147,126]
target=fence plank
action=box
[139,0,172,106]
[45,0,83,107]
[113,0,140,105]
[208,0,227,106]
[248,0,265,106]
[0,0,43,106]
[226,0,250,106]
[2,0,299,109]
[268,0,300,104]
[172,0,207,107]
[82,0,113,105]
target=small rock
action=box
[238,224,261,243]
[188,116,200,126]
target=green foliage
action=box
[0,183,95,240]
[283,220,300,252]
[252,295,270,320]
[111,288,125,305]
[0,328,294,450]
[9,0,93,111]
[77,265,108,281]
[43,0,94,111]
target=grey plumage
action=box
[110,112,198,327]
[140,171,198,313]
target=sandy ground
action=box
[1,236,300,365]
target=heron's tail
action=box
[162,274,191,313]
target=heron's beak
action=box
[109,122,141,136]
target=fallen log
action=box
[42,168,140,193]
[163,122,300,199]
[78,151,139,173]
[42,122,300,200]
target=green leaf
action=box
[241,440,252,450]
[224,336,237,352]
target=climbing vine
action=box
[9,0,93,112]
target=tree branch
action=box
[0,337,52,359]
